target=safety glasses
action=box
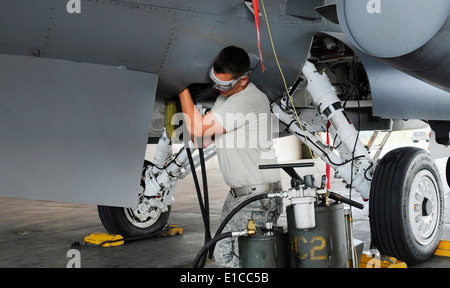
[209,67,247,91]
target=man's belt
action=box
[230,181,282,198]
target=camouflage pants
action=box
[214,190,283,268]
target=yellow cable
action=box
[260,0,323,178]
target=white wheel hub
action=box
[124,198,163,229]
[408,170,440,246]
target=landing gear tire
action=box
[446,157,450,187]
[98,203,171,238]
[369,147,444,265]
[97,160,171,238]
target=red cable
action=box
[252,0,265,72]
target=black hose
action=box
[186,146,206,214]
[328,191,364,210]
[198,147,211,243]
[185,143,212,267]
[193,232,233,268]
[207,193,269,259]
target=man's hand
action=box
[178,88,225,147]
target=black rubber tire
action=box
[97,205,171,238]
[369,147,444,265]
[446,157,450,188]
[97,160,171,238]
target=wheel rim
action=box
[124,198,162,229]
[407,170,441,246]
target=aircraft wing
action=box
[0,54,157,207]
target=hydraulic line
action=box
[207,192,270,259]
[185,144,212,267]
[186,146,205,213]
[193,232,233,268]
[214,193,269,238]
[198,147,211,242]
[328,191,364,210]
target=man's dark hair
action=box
[213,46,250,79]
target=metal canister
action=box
[287,202,348,268]
[238,225,290,268]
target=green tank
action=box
[287,202,348,268]
[238,225,290,268]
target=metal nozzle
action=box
[247,219,257,236]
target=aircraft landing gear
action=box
[98,202,171,238]
[369,147,444,265]
[274,61,445,266]
[97,127,217,238]
[97,160,172,237]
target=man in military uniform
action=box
[178,46,282,267]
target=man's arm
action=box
[178,88,226,146]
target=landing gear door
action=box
[429,130,450,160]
[0,54,157,207]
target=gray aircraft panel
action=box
[336,0,450,92]
[362,55,450,121]
[327,31,450,121]
[0,0,315,101]
[337,0,450,57]
[0,54,157,207]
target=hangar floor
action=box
[0,155,448,269]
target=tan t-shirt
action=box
[211,83,280,188]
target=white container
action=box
[291,196,316,229]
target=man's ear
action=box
[240,75,249,86]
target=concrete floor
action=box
[0,155,448,269]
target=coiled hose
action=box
[192,232,233,268]
[193,192,272,267]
